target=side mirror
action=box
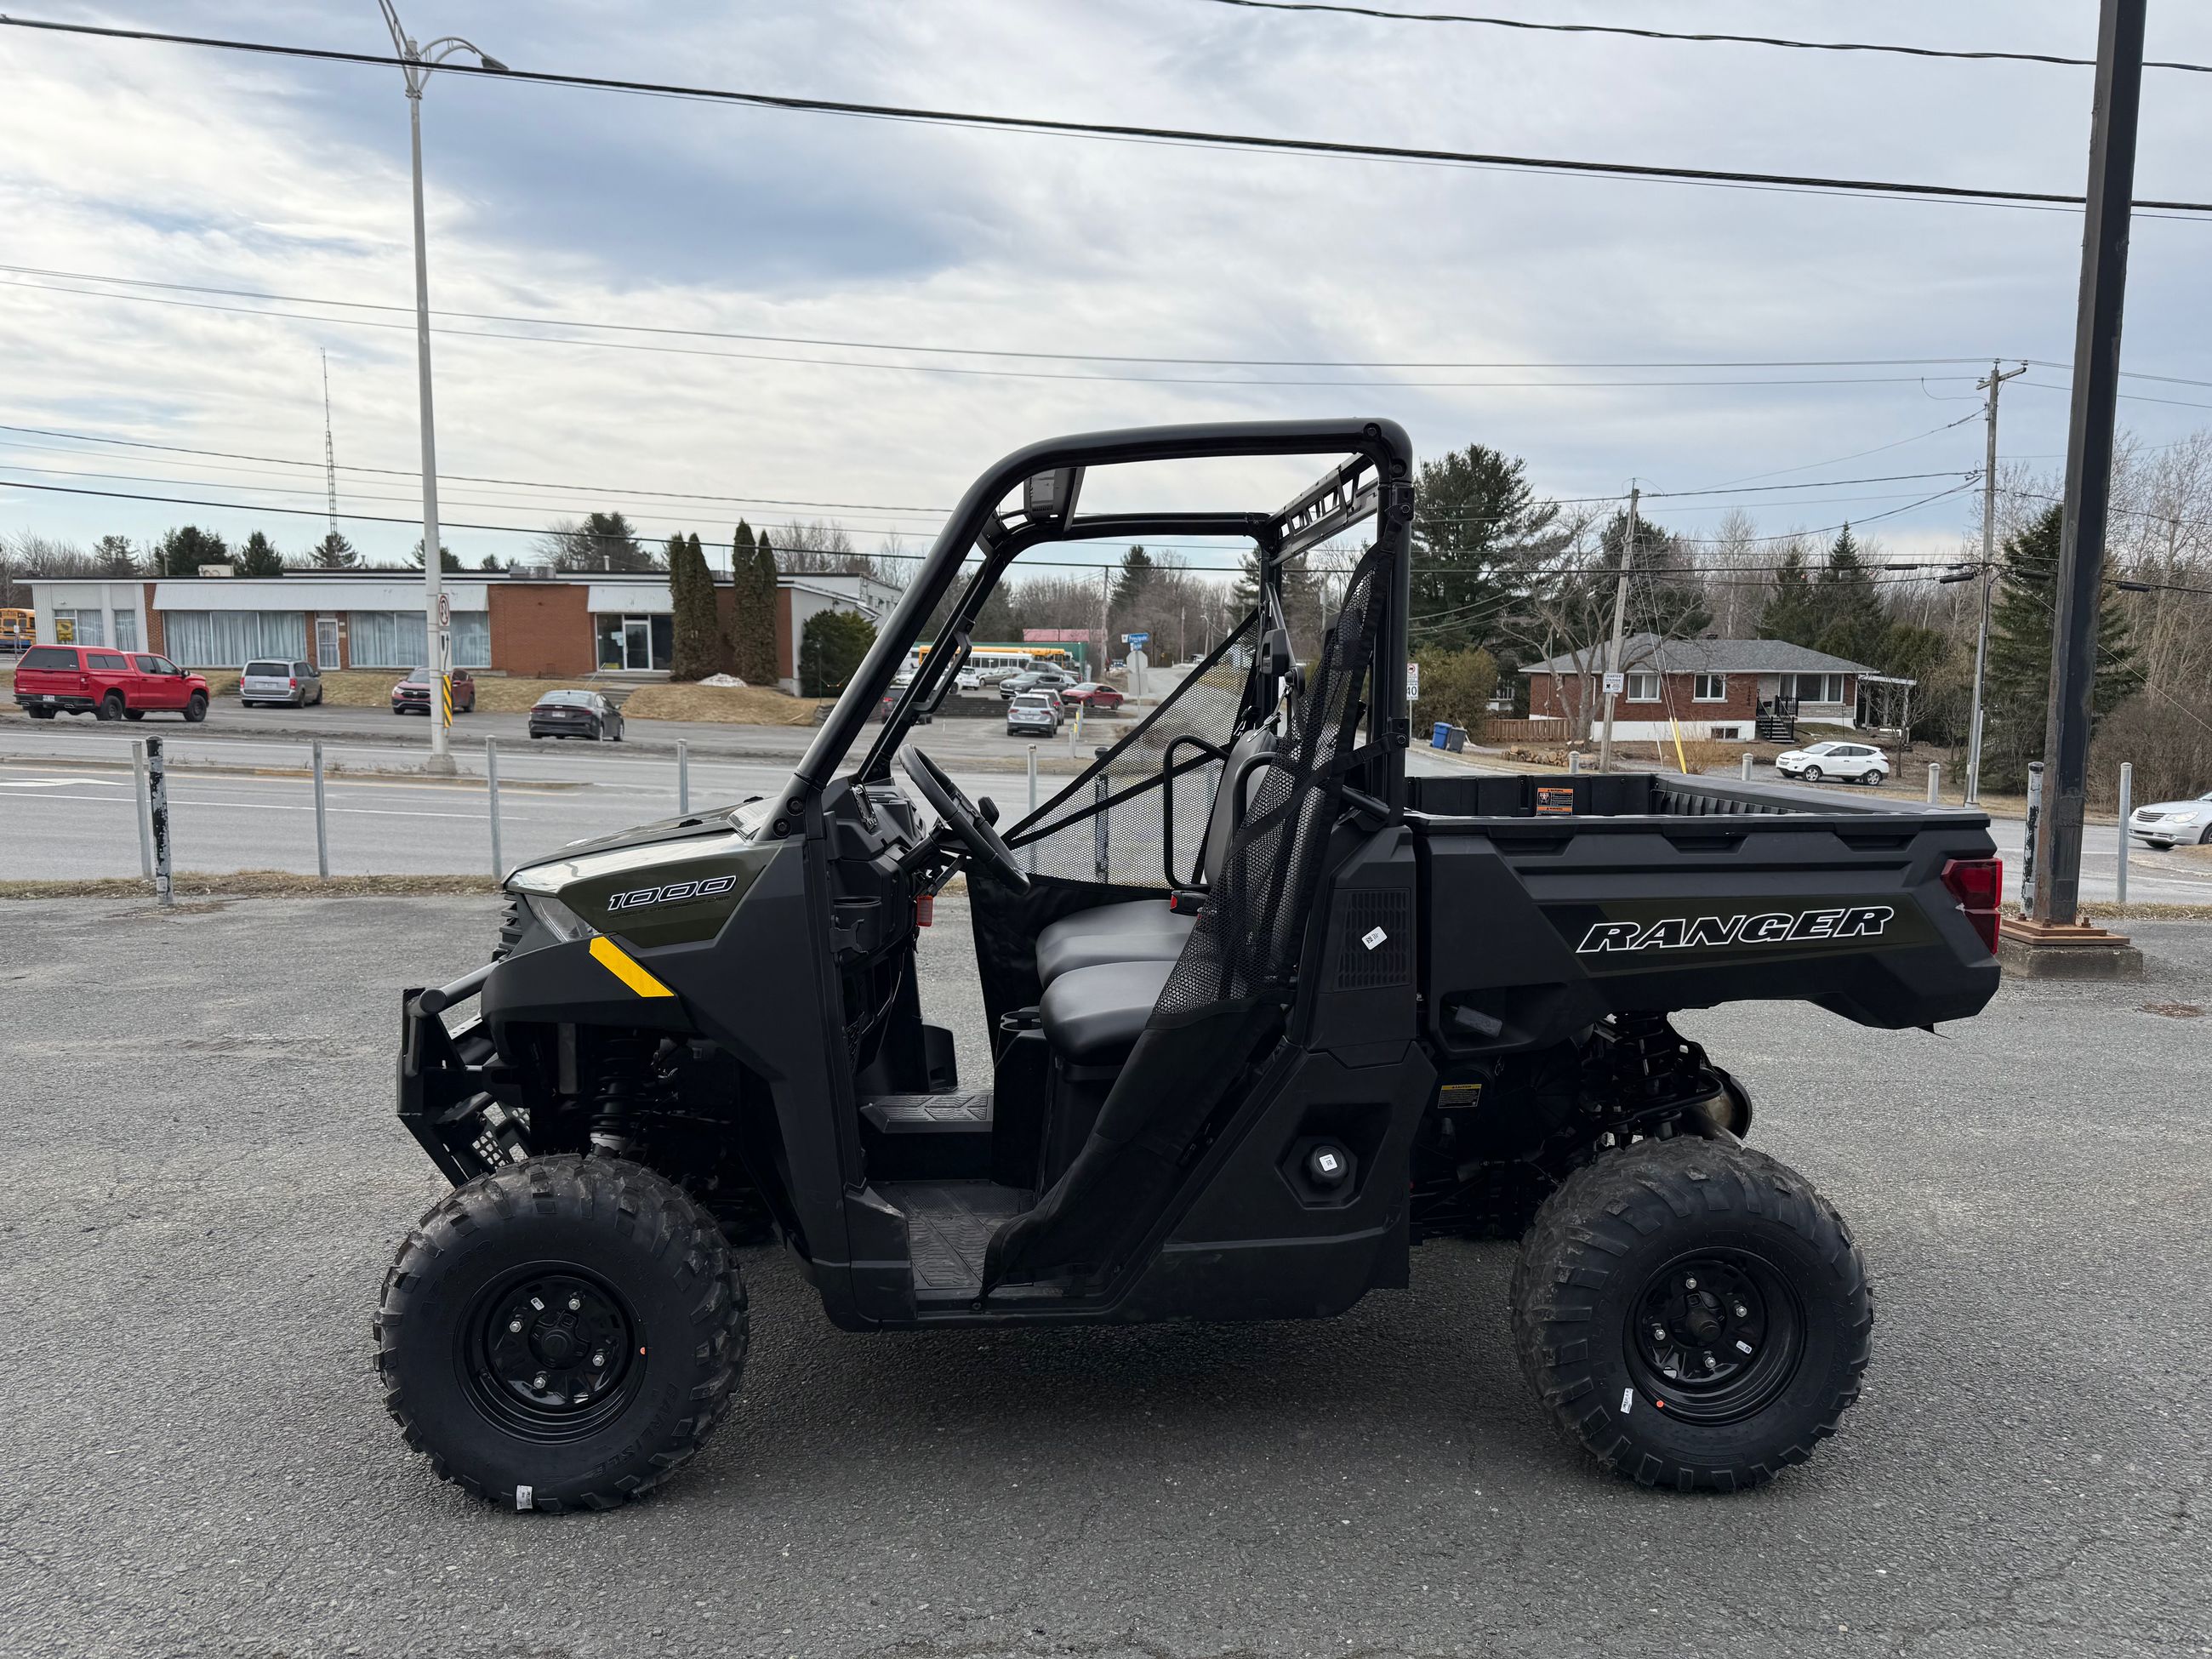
[978,796,1000,825]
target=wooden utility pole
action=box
[1597,485,1636,772]
[1964,360,2027,806]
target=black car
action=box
[527,688,623,741]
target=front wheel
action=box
[184,692,208,723]
[1510,1136,1870,1492]
[376,1155,749,1513]
[1799,765,1822,782]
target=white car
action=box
[955,668,983,690]
[1776,740,1889,785]
[2129,790,2212,849]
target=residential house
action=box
[1517,634,1880,742]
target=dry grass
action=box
[0,870,500,900]
[622,683,830,725]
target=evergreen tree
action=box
[1410,443,1559,654]
[479,553,504,572]
[92,534,136,576]
[158,525,230,576]
[408,539,461,573]
[667,532,728,681]
[730,522,780,685]
[311,529,358,569]
[237,531,284,577]
[1809,526,1887,664]
[797,608,875,697]
[1757,547,1820,645]
[1978,503,2141,792]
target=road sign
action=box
[1405,661,1420,701]
[436,593,452,628]
[1603,670,1626,697]
[1124,631,1148,646]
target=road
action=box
[2,892,2206,1658]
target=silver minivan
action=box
[240,658,323,708]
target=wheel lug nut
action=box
[591,1351,606,1367]
[532,1372,548,1389]
[1651,1325,1668,1342]
[1733,1303,1748,1319]
[1703,1354,1718,1371]
[1683,1277,1697,1291]
[567,1295,582,1312]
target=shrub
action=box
[1410,647,1498,737]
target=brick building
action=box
[1517,635,1878,742]
[23,568,900,695]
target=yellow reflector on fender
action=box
[588,936,675,999]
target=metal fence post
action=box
[2116,760,2132,907]
[1740,752,1753,781]
[485,737,504,880]
[1025,744,1038,874]
[677,739,690,815]
[145,735,172,908]
[311,740,330,878]
[131,738,154,881]
[1925,761,1941,805]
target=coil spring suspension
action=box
[584,1035,679,1156]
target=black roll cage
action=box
[784,419,1416,817]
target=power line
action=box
[0,272,2004,394]
[0,262,2015,376]
[1192,0,2212,75]
[8,16,2212,216]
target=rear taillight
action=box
[1941,858,2003,955]
[288,678,298,688]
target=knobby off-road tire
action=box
[375,1154,749,1513]
[1509,1136,1871,1492]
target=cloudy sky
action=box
[3,0,2210,582]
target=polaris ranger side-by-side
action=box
[379,420,2004,1510]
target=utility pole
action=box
[320,349,340,545]
[1597,485,1636,772]
[379,2,505,776]
[1100,564,1111,679]
[2029,0,2144,938]
[1964,359,2027,804]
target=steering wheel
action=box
[900,747,1031,893]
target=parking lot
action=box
[2,891,2206,1659]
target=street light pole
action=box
[379,2,505,777]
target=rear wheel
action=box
[1510,1135,1870,1491]
[376,1155,748,1512]
[96,692,124,721]
[1864,770,1886,786]
[184,692,208,723]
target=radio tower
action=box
[320,350,340,540]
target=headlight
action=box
[525,892,596,942]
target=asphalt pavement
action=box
[1,892,2207,1657]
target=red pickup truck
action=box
[11,644,210,722]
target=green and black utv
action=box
[379,419,2004,1510]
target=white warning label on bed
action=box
[1360,926,1388,950]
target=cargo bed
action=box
[1404,770,2002,1049]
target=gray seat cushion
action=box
[1035,899,1194,985]
[1039,959,1175,1066]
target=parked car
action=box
[1062,681,1126,711]
[1006,691,1061,735]
[528,688,623,742]
[955,668,983,690]
[999,669,1075,700]
[10,644,208,722]
[240,658,323,708]
[391,666,476,715]
[1776,739,1889,785]
[2128,789,2212,849]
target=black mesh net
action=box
[1151,542,1388,1018]
[1006,613,1258,889]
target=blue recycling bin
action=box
[1431,721,1451,749]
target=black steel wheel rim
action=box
[461,1263,645,1443]
[1623,1249,1805,1426]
